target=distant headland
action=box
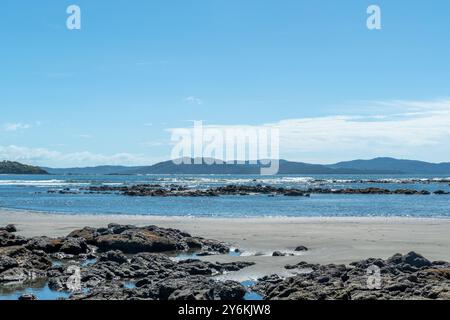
[2,157,446,175]
[0,161,48,175]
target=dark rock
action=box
[317,276,330,283]
[403,252,432,268]
[94,230,177,254]
[0,267,44,283]
[26,237,63,253]
[433,190,450,195]
[67,224,228,255]
[4,247,52,271]
[67,227,98,243]
[284,190,306,197]
[0,255,18,273]
[0,231,27,247]
[0,224,17,233]
[387,253,403,265]
[294,246,308,252]
[100,250,128,264]
[60,238,89,255]
[18,294,38,300]
[255,252,448,300]
[185,238,203,249]
[196,251,216,257]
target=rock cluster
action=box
[61,184,450,197]
[254,252,450,300]
[0,224,252,300]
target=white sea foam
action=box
[0,180,88,187]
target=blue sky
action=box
[1,0,450,167]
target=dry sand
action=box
[1,208,449,281]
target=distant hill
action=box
[0,161,48,174]
[330,157,450,174]
[122,159,385,175]
[41,157,450,175]
[44,165,142,175]
[53,158,395,175]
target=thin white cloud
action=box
[371,98,450,111]
[76,134,93,139]
[140,141,165,148]
[184,96,203,105]
[167,99,450,163]
[3,123,31,132]
[0,145,148,167]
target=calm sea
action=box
[0,174,449,218]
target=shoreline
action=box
[2,207,450,281]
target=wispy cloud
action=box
[139,141,165,148]
[2,123,31,132]
[76,134,93,139]
[184,96,203,105]
[0,145,148,167]
[168,99,450,163]
[370,98,450,111]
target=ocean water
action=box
[0,174,450,218]
[0,279,71,300]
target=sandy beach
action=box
[1,208,449,281]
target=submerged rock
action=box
[18,294,38,300]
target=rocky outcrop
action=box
[68,224,229,254]
[69,184,449,198]
[0,230,27,247]
[253,252,450,300]
[0,225,17,233]
[0,224,250,300]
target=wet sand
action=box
[1,208,449,281]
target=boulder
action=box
[0,267,30,283]
[294,246,308,252]
[26,237,63,253]
[403,252,432,268]
[0,224,17,233]
[284,190,306,197]
[213,280,247,300]
[93,229,177,253]
[67,227,98,243]
[185,238,203,249]
[60,237,89,255]
[99,250,128,264]
[0,255,18,273]
[18,294,38,300]
[0,231,27,247]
